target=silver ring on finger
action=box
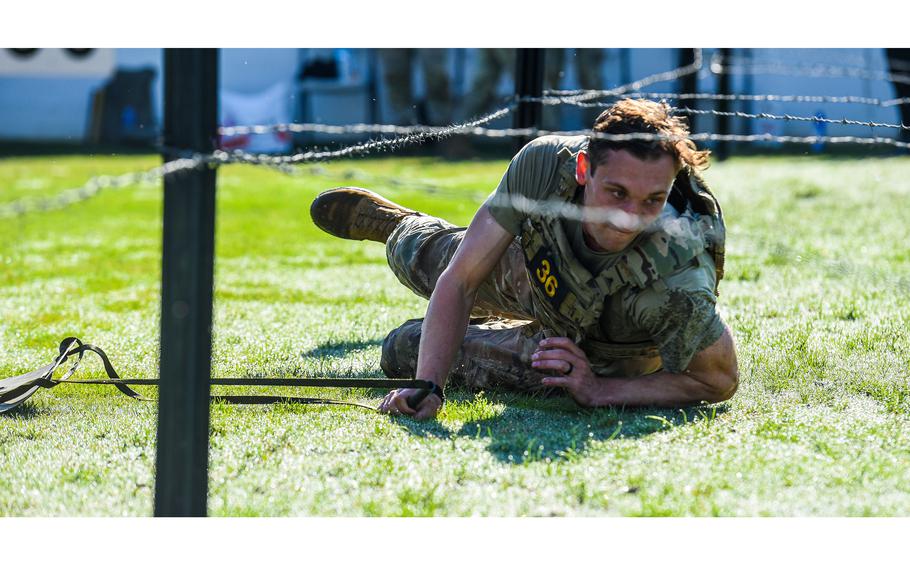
[565,362,574,375]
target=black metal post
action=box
[514,48,545,151]
[366,49,380,125]
[742,48,754,119]
[886,49,910,146]
[716,48,732,160]
[619,48,631,86]
[154,48,218,517]
[678,48,698,134]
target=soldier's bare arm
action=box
[536,325,739,407]
[378,205,515,419]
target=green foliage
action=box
[1,154,909,516]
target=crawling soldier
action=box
[310,99,739,420]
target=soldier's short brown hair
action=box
[587,98,710,173]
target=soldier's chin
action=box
[592,225,639,252]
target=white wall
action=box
[0,49,121,140]
[0,48,300,142]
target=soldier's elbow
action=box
[705,368,739,403]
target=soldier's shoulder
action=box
[518,135,587,159]
[663,252,718,294]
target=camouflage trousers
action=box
[381,214,557,394]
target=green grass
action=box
[1,153,909,516]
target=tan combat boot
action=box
[309,187,420,243]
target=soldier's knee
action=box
[386,219,463,300]
[380,319,423,378]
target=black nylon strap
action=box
[64,343,149,401]
[1,337,437,412]
[55,377,435,389]
[211,396,377,410]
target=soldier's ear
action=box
[576,151,589,185]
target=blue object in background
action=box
[121,105,137,131]
[812,110,827,153]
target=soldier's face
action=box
[576,149,677,252]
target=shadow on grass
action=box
[0,401,44,419]
[238,368,388,380]
[393,391,731,464]
[301,339,384,359]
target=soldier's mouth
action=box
[606,223,639,235]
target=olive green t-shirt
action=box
[484,135,726,373]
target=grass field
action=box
[1,152,909,516]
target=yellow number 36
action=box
[535,259,559,298]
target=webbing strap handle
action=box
[0,337,436,414]
[62,340,148,402]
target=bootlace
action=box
[352,205,406,236]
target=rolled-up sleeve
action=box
[484,137,560,235]
[634,287,726,373]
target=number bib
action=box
[527,244,568,306]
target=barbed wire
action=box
[214,106,514,165]
[0,156,207,220]
[7,47,910,222]
[213,107,910,143]
[259,163,488,199]
[546,50,703,104]
[711,58,910,86]
[221,56,707,140]
[221,122,444,137]
[530,91,910,108]
[674,107,910,131]
[218,50,702,138]
[212,127,910,151]
[6,125,908,222]
[888,57,910,73]
[688,132,909,148]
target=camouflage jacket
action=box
[487,136,726,373]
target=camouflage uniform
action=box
[382,214,557,392]
[381,135,727,394]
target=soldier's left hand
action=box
[377,388,442,420]
[533,337,599,407]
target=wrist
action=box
[419,380,446,402]
[585,373,612,407]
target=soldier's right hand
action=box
[378,388,443,420]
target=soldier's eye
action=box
[611,189,626,200]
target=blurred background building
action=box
[0,48,904,154]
